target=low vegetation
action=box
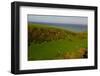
[28,23,88,61]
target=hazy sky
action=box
[28,15,88,25]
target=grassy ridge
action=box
[28,23,88,60]
[28,23,77,45]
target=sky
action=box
[28,14,88,25]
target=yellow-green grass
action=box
[28,23,88,61]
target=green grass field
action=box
[28,23,88,61]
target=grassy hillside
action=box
[28,23,88,61]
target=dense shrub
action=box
[63,48,87,59]
[28,25,76,45]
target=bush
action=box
[28,25,69,44]
[63,48,87,59]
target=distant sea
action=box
[28,22,87,32]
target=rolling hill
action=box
[28,23,88,60]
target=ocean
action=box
[28,22,87,32]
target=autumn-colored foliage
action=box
[63,48,87,59]
[28,24,77,45]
